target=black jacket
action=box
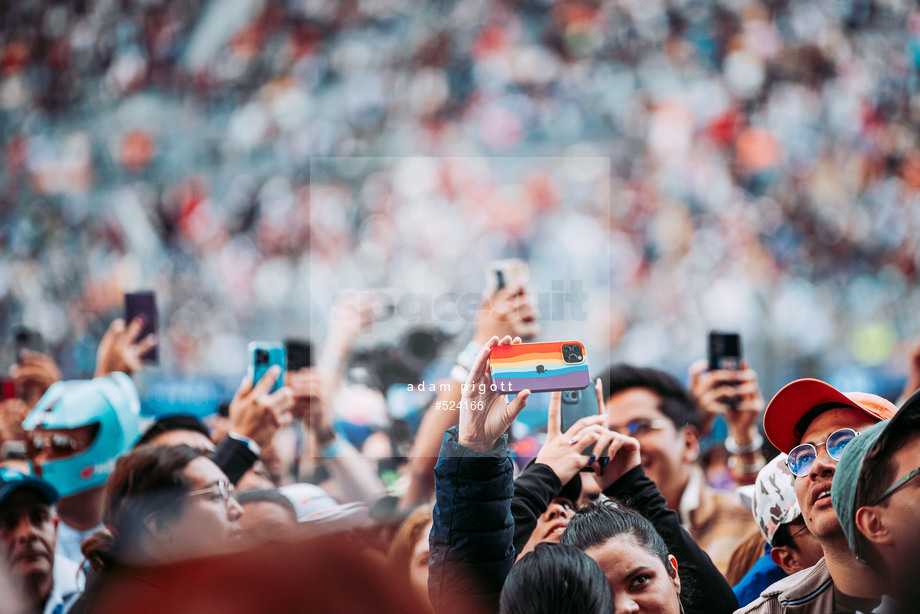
[429,426,738,614]
[602,465,738,614]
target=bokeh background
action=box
[3,0,920,416]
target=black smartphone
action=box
[708,331,742,371]
[285,339,313,371]
[13,327,45,361]
[124,291,159,363]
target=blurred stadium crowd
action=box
[3,0,920,401]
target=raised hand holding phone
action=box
[536,379,608,484]
[457,336,532,453]
[229,365,295,449]
[94,317,158,377]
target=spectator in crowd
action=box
[403,277,538,509]
[236,488,298,544]
[600,364,754,574]
[387,504,434,613]
[429,336,737,614]
[134,364,296,487]
[738,379,897,613]
[21,372,141,565]
[0,469,82,614]
[732,453,823,606]
[832,388,920,611]
[499,543,613,614]
[689,358,768,486]
[9,349,62,416]
[71,444,243,612]
[286,361,386,506]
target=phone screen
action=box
[285,339,313,371]
[708,331,742,371]
[13,327,45,361]
[125,291,159,363]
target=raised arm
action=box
[428,336,529,614]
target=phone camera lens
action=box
[256,349,270,365]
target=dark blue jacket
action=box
[428,426,514,614]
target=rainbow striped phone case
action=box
[489,341,590,393]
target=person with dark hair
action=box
[236,488,297,543]
[731,453,822,606]
[134,415,213,450]
[559,499,681,612]
[499,543,613,614]
[599,363,753,574]
[69,444,243,613]
[0,469,82,614]
[429,337,737,614]
[134,364,295,487]
[831,388,920,611]
[738,379,896,613]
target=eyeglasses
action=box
[188,480,237,509]
[26,432,84,458]
[786,428,860,477]
[789,523,810,540]
[871,466,920,506]
[610,418,671,438]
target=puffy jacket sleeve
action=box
[510,462,562,555]
[428,426,514,614]
[604,466,738,614]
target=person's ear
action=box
[770,545,807,575]
[667,554,681,593]
[681,426,700,465]
[142,512,173,543]
[855,506,891,547]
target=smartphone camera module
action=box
[562,344,584,364]
[255,349,270,365]
[562,390,581,403]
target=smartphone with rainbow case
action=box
[489,341,590,393]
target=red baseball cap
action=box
[763,378,897,454]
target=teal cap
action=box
[831,389,920,557]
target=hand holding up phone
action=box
[689,358,764,439]
[537,380,608,484]
[10,351,62,408]
[229,367,295,449]
[94,318,158,378]
[457,336,532,453]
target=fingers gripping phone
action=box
[561,386,601,468]
[248,342,286,394]
[490,341,590,394]
[124,291,159,363]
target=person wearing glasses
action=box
[69,444,243,613]
[830,387,920,612]
[737,378,896,614]
[598,364,753,575]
